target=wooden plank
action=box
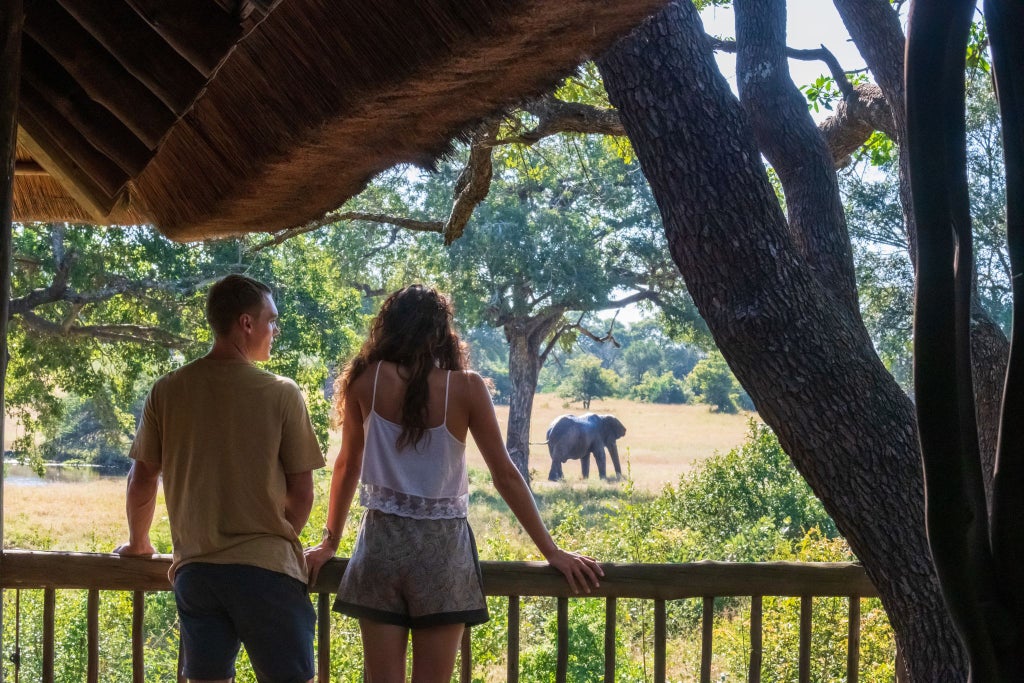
[17,119,117,220]
[749,595,763,683]
[0,0,23,578]
[317,592,330,683]
[1,551,880,598]
[21,39,154,167]
[799,595,813,683]
[43,588,56,683]
[19,84,129,196]
[55,0,205,114]
[847,595,861,683]
[654,599,666,683]
[460,627,472,683]
[507,595,520,683]
[603,597,616,683]
[23,3,174,148]
[133,591,145,683]
[700,596,713,683]
[14,160,46,175]
[124,0,241,77]
[87,589,100,683]
[556,597,568,683]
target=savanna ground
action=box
[3,397,751,552]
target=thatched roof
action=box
[12,0,667,242]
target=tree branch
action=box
[444,121,499,244]
[9,273,225,316]
[250,211,443,253]
[497,95,626,145]
[16,311,191,348]
[708,36,856,97]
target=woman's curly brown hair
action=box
[334,285,468,448]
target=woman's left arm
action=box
[304,392,364,588]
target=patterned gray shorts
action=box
[333,510,489,628]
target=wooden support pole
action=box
[603,597,616,683]
[700,596,714,683]
[1,0,24,660]
[317,592,330,683]
[507,595,520,683]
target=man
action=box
[116,274,325,683]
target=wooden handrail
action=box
[0,550,879,597]
[0,550,882,682]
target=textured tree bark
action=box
[834,0,1010,476]
[503,311,564,481]
[734,0,861,322]
[598,2,966,679]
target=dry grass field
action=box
[3,397,755,551]
[479,395,755,492]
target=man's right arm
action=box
[115,460,160,556]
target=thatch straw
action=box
[14,0,667,240]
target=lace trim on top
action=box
[360,482,469,520]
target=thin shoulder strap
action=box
[371,361,382,412]
[443,370,452,423]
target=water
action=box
[3,461,122,486]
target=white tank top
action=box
[359,362,469,519]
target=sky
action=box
[700,0,870,103]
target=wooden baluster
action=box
[603,597,616,683]
[317,592,331,683]
[43,588,55,683]
[87,589,100,683]
[847,595,861,683]
[798,595,812,683]
[507,595,520,683]
[132,591,145,683]
[749,595,763,683]
[460,626,472,683]
[556,597,568,683]
[654,599,666,683]
[699,596,713,683]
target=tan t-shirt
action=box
[129,357,325,583]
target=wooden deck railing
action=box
[1,550,882,682]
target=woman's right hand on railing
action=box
[304,542,336,588]
[545,548,603,595]
[113,539,156,556]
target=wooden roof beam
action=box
[23,5,175,149]
[19,86,129,198]
[54,0,206,115]
[17,122,118,221]
[124,0,242,78]
[14,160,46,176]
[21,40,153,176]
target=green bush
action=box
[687,353,742,413]
[631,370,690,404]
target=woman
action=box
[305,284,602,682]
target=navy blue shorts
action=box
[174,563,315,682]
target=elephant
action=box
[546,413,626,481]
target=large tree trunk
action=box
[834,0,1009,479]
[505,326,542,480]
[598,2,966,679]
[503,310,564,481]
